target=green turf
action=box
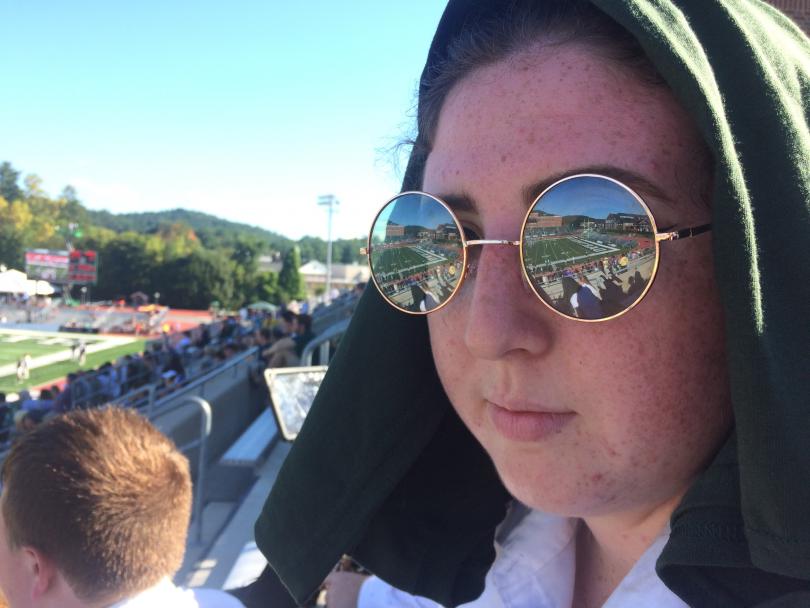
[0,340,146,393]
[524,237,593,263]
[0,340,67,367]
[373,246,433,275]
[0,333,105,367]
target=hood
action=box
[255,1,810,606]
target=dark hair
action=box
[1,408,192,603]
[296,313,313,333]
[280,310,296,324]
[413,1,666,170]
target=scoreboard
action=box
[25,250,70,283]
[68,250,99,284]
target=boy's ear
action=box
[23,547,57,601]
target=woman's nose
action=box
[459,244,553,360]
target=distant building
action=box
[605,213,651,232]
[257,255,283,273]
[435,223,460,240]
[386,223,405,238]
[526,212,563,229]
[298,261,371,293]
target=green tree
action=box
[75,224,117,252]
[339,243,355,264]
[0,200,25,267]
[97,233,160,299]
[278,246,305,301]
[297,236,326,263]
[155,249,236,309]
[231,237,260,275]
[0,162,23,203]
[158,221,199,259]
[23,173,44,198]
[253,271,281,304]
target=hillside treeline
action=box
[0,161,364,309]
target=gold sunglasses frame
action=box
[362,173,711,322]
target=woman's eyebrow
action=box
[433,166,677,214]
[522,165,678,209]
[436,192,480,214]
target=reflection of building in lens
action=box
[526,212,563,229]
[605,213,651,232]
[435,223,460,240]
[386,223,405,238]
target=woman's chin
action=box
[489,450,622,517]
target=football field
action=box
[373,246,434,275]
[0,333,103,367]
[0,329,144,392]
[525,237,592,262]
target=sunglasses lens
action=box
[369,193,464,313]
[522,176,657,320]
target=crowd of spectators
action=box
[0,283,366,445]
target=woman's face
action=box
[424,44,732,517]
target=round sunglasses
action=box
[362,174,711,322]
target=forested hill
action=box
[0,160,365,308]
[87,208,294,253]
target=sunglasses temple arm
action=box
[656,223,712,242]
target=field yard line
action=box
[0,327,106,341]
[0,332,135,378]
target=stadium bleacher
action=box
[0,287,363,604]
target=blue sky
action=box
[537,178,645,219]
[1,1,446,240]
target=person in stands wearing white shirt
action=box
[0,407,243,608]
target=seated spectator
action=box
[291,314,315,360]
[276,310,296,338]
[0,407,244,607]
[12,408,46,434]
[53,373,77,413]
[164,350,187,383]
[0,393,11,443]
[258,312,320,369]
[19,389,55,416]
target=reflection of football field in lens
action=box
[373,244,456,310]
[373,246,432,275]
[525,237,597,264]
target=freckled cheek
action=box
[560,331,690,463]
[429,314,484,428]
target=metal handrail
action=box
[300,318,350,366]
[150,348,258,409]
[70,366,156,410]
[149,396,212,544]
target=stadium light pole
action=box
[318,194,339,302]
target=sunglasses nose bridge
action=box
[465,239,521,248]
[463,239,523,280]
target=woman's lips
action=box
[486,400,575,441]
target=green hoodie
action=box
[255,1,810,606]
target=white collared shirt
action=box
[358,506,688,608]
[109,578,245,608]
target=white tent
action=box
[0,269,29,294]
[26,279,55,296]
